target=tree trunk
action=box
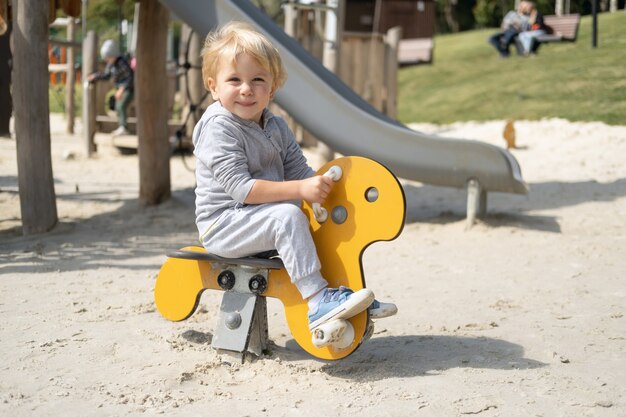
[0,21,11,136]
[12,0,58,234]
[135,0,170,205]
[444,0,460,33]
[82,30,97,157]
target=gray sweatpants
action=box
[201,202,328,299]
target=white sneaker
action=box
[308,287,374,330]
[369,299,398,319]
[112,126,130,136]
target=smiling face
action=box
[208,53,275,125]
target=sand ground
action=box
[1,114,625,416]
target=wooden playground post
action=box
[65,18,76,134]
[284,0,345,163]
[284,3,296,39]
[0,20,10,137]
[136,0,171,205]
[383,26,401,119]
[12,0,58,234]
[339,29,400,117]
[322,0,344,73]
[81,30,97,157]
[318,0,345,163]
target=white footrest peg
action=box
[311,319,355,350]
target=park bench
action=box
[535,14,581,44]
[398,38,434,65]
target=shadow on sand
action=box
[279,334,546,380]
[2,173,625,274]
[0,186,198,275]
[175,327,545,380]
[403,177,626,232]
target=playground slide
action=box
[159,0,528,195]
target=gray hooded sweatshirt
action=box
[192,101,315,239]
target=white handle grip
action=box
[312,165,342,223]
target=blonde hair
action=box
[201,21,287,92]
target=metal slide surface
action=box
[160,0,527,194]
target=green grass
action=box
[397,12,626,125]
[50,13,624,125]
[49,82,83,116]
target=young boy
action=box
[87,39,134,136]
[194,22,396,331]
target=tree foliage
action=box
[86,0,135,45]
[436,0,477,33]
[74,0,624,45]
[251,0,284,22]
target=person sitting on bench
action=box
[517,1,547,56]
[488,1,531,58]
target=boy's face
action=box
[208,53,275,124]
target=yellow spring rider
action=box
[154,156,406,360]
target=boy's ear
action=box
[207,77,219,100]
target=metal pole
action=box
[592,0,598,48]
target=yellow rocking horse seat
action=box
[154,156,406,360]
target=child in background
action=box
[193,21,397,330]
[88,40,134,136]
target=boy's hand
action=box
[115,87,125,100]
[299,175,334,204]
